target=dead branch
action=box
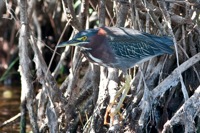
[162,85,200,133]
[18,0,39,132]
[152,52,200,99]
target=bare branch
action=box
[152,52,200,99]
[18,0,39,132]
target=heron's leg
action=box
[112,74,131,115]
[104,84,125,125]
[104,74,131,125]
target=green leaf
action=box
[0,57,19,82]
[74,0,81,9]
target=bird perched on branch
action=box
[57,26,174,124]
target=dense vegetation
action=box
[1,0,200,132]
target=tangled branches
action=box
[1,0,200,132]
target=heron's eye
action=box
[77,36,87,41]
[81,36,87,41]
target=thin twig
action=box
[158,0,189,100]
[46,18,71,78]
[0,113,21,128]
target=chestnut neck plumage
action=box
[80,30,116,67]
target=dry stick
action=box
[52,0,74,79]
[138,66,151,128]
[61,1,92,132]
[65,45,83,93]
[177,26,200,83]
[51,19,71,78]
[87,63,101,129]
[71,67,99,131]
[148,11,165,35]
[158,55,169,83]
[162,85,200,133]
[90,67,108,132]
[18,0,39,132]
[27,0,36,23]
[74,66,96,103]
[135,0,192,27]
[66,0,81,30]
[115,1,129,27]
[130,0,136,28]
[30,28,67,131]
[30,34,64,132]
[152,52,200,99]
[99,0,106,27]
[52,42,71,78]
[107,68,120,124]
[60,52,83,132]
[0,113,21,128]
[52,46,71,77]
[4,0,19,21]
[105,5,115,26]
[32,11,42,52]
[158,0,189,100]
[19,0,39,132]
[63,0,82,98]
[177,43,200,83]
[80,0,89,29]
[137,0,152,127]
[4,0,19,67]
[46,19,71,78]
[135,1,143,31]
[143,0,150,33]
[64,2,99,131]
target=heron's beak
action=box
[57,39,89,48]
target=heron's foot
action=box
[104,101,123,125]
[104,101,115,125]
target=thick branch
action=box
[152,52,200,99]
[18,0,39,132]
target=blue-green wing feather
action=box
[104,27,173,61]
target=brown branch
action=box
[18,0,39,132]
[29,33,65,132]
[66,0,82,30]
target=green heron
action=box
[57,26,174,124]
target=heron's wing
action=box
[104,27,173,57]
[108,35,163,60]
